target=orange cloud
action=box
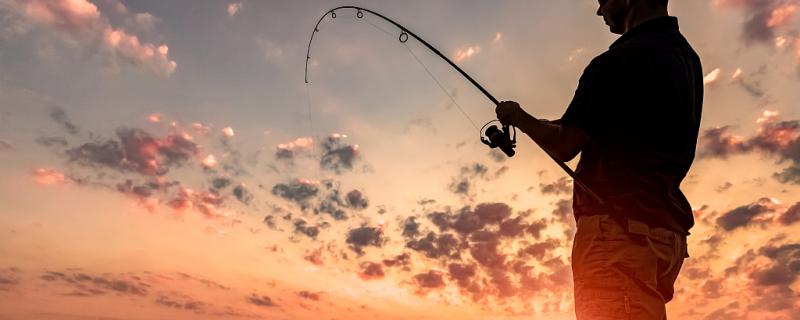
[704,68,721,86]
[453,46,480,63]
[31,167,66,185]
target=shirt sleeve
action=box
[559,54,619,138]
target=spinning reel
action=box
[480,121,517,157]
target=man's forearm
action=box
[513,114,586,162]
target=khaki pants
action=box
[571,215,688,320]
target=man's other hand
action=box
[496,101,531,127]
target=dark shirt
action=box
[560,16,703,235]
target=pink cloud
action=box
[31,167,67,185]
[102,27,176,77]
[13,0,177,77]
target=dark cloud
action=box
[697,126,749,158]
[475,203,512,224]
[413,270,445,289]
[155,294,204,310]
[469,240,506,269]
[448,162,505,196]
[40,271,148,296]
[211,177,232,190]
[698,114,800,184]
[232,185,253,205]
[406,232,462,259]
[450,179,470,195]
[715,0,800,45]
[715,197,778,230]
[67,127,198,176]
[345,189,368,210]
[539,177,572,195]
[715,181,733,193]
[35,136,68,148]
[526,219,548,239]
[447,263,476,284]
[0,267,22,291]
[271,180,319,204]
[293,219,321,239]
[489,149,506,162]
[382,253,411,269]
[346,225,385,255]
[517,239,560,260]
[358,261,384,280]
[297,290,324,301]
[246,294,276,307]
[49,106,79,135]
[320,134,360,173]
[777,201,800,225]
[401,216,421,238]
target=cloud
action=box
[344,189,368,210]
[40,270,148,296]
[297,290,323,301]
[715,181,733,193]
[35,136,68,148]
[703,68,721,86]
[293,219,321,239]
[155,294,204,311]
[382,253,411,269]
[4,0,176,77]
[0,267,22,291]
[320,134,360,173]
[406,232,462,259]
[698,111,800,184]
[49,106,78,135]
[304,247,324,266]
[0,139,11,150]
[227,3,242,17]
[275,137,313,162]
[539,177,572,196]
[31,167,67,185]
[232,184,252,205]
[713,0,800,45]
[413,270,445,292]
[453,46,480,63]
[346,225,385,255]
[67,127,199,176]
[246,294,276,307]
[271,179,320,204]
[716,197,780,230]
[358,261,384,280]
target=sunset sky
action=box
[1,0,799,319]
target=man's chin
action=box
[609,25,624,35]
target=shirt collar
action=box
[610,16,679,49]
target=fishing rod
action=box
[304,6,604,205]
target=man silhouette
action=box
[495,0,702,319]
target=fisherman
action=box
[495,0,702,319]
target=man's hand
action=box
[494,100,591,162]
[495,101,531,127]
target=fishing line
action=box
[359,15,480,131]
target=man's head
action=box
[597,0,669,35]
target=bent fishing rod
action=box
[304,6,604,205]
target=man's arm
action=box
[496,101,591,162]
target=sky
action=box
[0,0,799,319]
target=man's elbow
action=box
[551,146,581,163]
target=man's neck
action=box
[624,6,668,34]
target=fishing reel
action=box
[480,121,517,157]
